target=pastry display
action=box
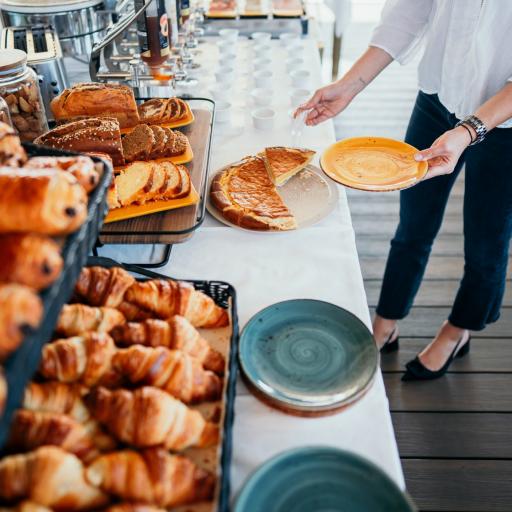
[263,146,315,185]
[51,83,140,129]
[34,118,126,167]
[209,0,237,13]
[211,155,297,231]
[137,98,189,125]
[86,448,215,507]
[0,233,63,291]
[0,284,43,360]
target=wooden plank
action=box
[381,338,512,373]
[361,256,512,280]
[356,234,464,257]
[369,306,512,338]
[384,373,512,412]
[352,216,464,236]
[402,459,512,512]
[364,280,512,307]
[392,412,512,458]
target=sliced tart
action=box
[263,146,315,186]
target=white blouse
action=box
[370,0,512,128]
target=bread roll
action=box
[0,121,26,166]
[51,82,139,129]
[0,284,43,359]
[0,233,63,290]
[0,168,87,235]
[34,118,125,167]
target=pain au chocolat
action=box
[263,146,315,186]
[210,156,297,231]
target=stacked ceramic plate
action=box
[235,447,416,512]
[239,299,379,415]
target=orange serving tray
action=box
[320,136,428,192]
[104,183,199,224]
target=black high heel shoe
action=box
[380,327,399,353]
[402,333,471,381]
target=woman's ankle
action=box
[373,315,398,345]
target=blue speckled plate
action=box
[239,300,378,413]
[235,447,416,512]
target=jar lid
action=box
[0,49,27,75]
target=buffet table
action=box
[100,36,405,498]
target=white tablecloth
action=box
[101,37,405,499]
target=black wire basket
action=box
[0,144,112,449]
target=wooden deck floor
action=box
[336,20,512,512]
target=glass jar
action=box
[0,96,12,128]
[0,49,48,142]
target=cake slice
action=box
[263,146,315,186]
[115,162,154,206]
[158,161,183,199]
[149,125,167,159]
[122,124,155,163]
[176,165,191,198]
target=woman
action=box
[296,0,512,380]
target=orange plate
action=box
[320,136,428,192]
[120,102,195,134]
[114,140,193,172]
[104,184,199,224]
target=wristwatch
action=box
[455,115,487,145]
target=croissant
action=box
[39,333,118,387]
[0,233,63,291]
[0,284,43,360]
[125,279,229,328]
[86,448,215,507]
[8,409,98,462]
[23,382,116,451]
[112,345,222,403]
[111,315,225,374]
[0,446,108,510]
[0,168,87,236]
[0,501,52,512]
[74,266,135,307]
[86,386,219,451]
[56,304,125,336]
[117,301,153,322]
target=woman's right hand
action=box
[294,82,355,126]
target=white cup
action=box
[252,107,275,130]
[210,85,231,102]
[215,66,235,84]
[215,101,232,123]
[251,88,273,106]
[219,28,239,41]
[280,32,300,46]
[290,69,311,88]
[254,70,273,88]
[217,41,237,58]
[254,44,272,58]
[286,57,305,73]
[251,31,272,43]
[254,57,272,71]
[291,88,311,108]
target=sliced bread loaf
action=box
[122,124,155,163]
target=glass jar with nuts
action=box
[0,49,48,142]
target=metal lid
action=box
[0,49,26,75]
[0,0,103,14]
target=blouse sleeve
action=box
[370,0,434,64]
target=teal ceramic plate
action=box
[235,447,416,512]
[239,300,378,413]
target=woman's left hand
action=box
[414,126,473,180]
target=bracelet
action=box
[457,123,475,144]
[455,115,487,145]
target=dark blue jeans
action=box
[376,91,512,331]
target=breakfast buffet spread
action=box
[0,13,409,512]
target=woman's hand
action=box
[415,126,473,180]
[294,82,354,126]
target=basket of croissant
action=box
[0,121,111,433]
[0,260,238,512]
